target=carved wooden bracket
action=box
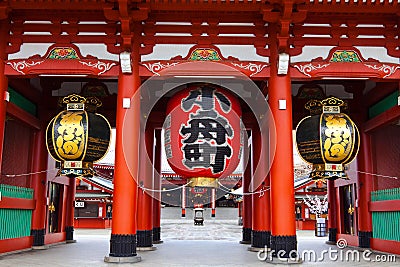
[103,0,149,51]
[261,0,307,53]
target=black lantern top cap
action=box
[305,96,345,115]
[321,97,344,114]
[321,97,344,107]
[305,99,323,115]
[61,94,102,112]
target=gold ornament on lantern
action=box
[295,97,359,180]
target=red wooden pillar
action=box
[269,47,297,257]
[357,132,374,248]
[0,20,9,171]
[250,129,271,251]
[136,127,156,250]
[181,186,186,217]
[211,188,216,217]
[152,129,162,244]
[65,176,76,242]
[327,180,337,244]
[238,201,243,225]
[30,129,49,248]
[240,138,252,244]
[105,43,141,262]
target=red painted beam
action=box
[8,79,42,104]
[371,238,400,255]
[80,178,113,194]
[0,197,35,210]
[0,236,33,254]
[295,180,317,191]
[363,105,400,133]
[6,102,41,130]
[369,200,400,212]
[337,233,359,247]
[48,175,70,186]
[364,83,398,107]
[44,232,66,245]
[303,3,399,14]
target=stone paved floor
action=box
[0,207,399,266]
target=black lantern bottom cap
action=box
[310,171,348,180]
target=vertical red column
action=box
[137,127,156,250]
[269,44,297,258]
[30,129,49,248]
[0,20,9,171]
[250,129,271,251]
[240,138,252,244]
[181,186,186,217]
[357,132,374,248]
[152,129,163,244]
[327,180,337,244]
[65,176,76,243]
[238,201,243,225]
[105,39,141,262]
[211,188,216,218]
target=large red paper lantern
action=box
[164,84,242,187]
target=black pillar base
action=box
[328,228,337,243]
[251,230,271,248]
[109,234,137,257]
[65,226,74,241]
[240,227,252,244]
[152,227,161,242]
[270,235,297,258]
[137,230,153,247]
[31,229,45,247]
[359,231,372,248]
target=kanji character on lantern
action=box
[164,84,242,187]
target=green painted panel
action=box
[368,91,398,119]
[0,184,33,199]
[372,211,400,242]
[0,184,34,240]
[0,209,32,240]
[371,187,400,202]
[8,87,37,116]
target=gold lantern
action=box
[295,97,359,180]
[46,94,111,177]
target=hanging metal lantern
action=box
[295,97,359,180]
[46,94,111,177]
[164,84,243,187]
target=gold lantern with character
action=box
[46,94,111,177]
[295,97,359,180]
